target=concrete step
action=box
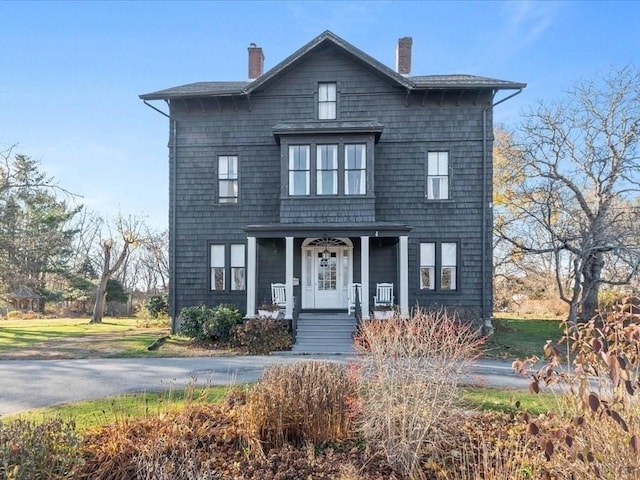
[292,313,357,354]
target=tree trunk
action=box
[90,238,131,324]
[579,252,604,322]
[90,243,112,324]
[91,276,109,323]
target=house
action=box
[140,31,525,337]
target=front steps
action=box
[292,312,357,354]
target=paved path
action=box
[0,356,529,416]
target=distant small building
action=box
[4,285,42,312]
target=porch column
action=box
[399,235,409,318]
[246,236,257,318]
[285,236,294,320]
[361,235,370,319]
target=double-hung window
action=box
[288,145,310,195]
[210,245,225,290]
[210,244,246,291]
[420,243,435,290]
[345,144,366,195]
[218,155,238,204]
[230,244,246,291]
[426,152,449,200]
[440,242,457,290]
[420,241,458,291]
[318,82,337,120]
[317,145,338,195]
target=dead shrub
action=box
[352,308,484,480]
[239,361,357,455]
[231,317,292,354]
[79,402,241,480]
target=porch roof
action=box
[244,222,411,238]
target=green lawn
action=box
[3,385,233,431]
[484,317,565,360]
[0,317,203,358]
[0,317,144,347]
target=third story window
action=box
[318,82,337,120]
[427,151,449,200]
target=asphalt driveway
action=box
[0,355,529,416]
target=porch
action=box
[244,223,412,321]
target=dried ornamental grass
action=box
[353,308,484,480]
[239,361,357,455]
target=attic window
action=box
[318,82,337,120]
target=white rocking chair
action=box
[373,282,394,308]
[271,283,287,312]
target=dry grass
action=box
[353,309,485,480]
[238,361,356,455]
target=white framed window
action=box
[316,145,338,195]
[441,242,457,290]
[210,245,225,290]
[218,155,238,204]
[427,151,449,200]
[345,144,366,195]
[288,145,310,195]
[419,243,435,290]
[230,244,245,291]
[318,82,337,120]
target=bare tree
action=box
[496,65,640,323]
[90,216,141,323]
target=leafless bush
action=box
[353,309,484,480]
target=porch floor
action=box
[291,312,357,354]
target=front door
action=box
[315,249,339,308]
[302,238,353,309]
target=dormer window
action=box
[318,82,337,120]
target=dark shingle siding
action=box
[164,37,502,318]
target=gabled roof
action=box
[140,31,525,101]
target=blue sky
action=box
[1,0,638,230]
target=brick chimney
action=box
[396,37,412,75]
[248,43,264,80]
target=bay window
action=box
[345,144,366,195]
[316,145,338,195]
[288,145,310,195]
